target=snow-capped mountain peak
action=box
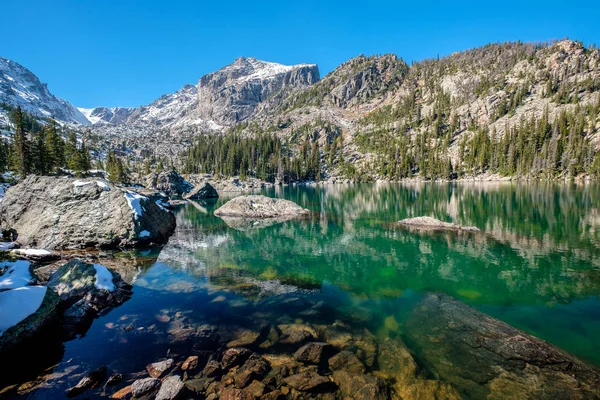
[0,56,89,125]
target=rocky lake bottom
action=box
[2,182,600,399]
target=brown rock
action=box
[221,387,255,400]
[328,350,365,374]
[110,385,132,399]
[181,355,199,371]
[293,342,332,364]
[234,356,270,388]
[203,360,223,378]
[246,380,266,397]
[65,366,107,397]
[332,371,388,400]
[283,371,333,392]
[222,348,253,369]
[146,359,174,378]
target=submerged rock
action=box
[294,342,332,365]
[398,216,480,232]
[146,359,174,378]
[282,371,334,392]
[131,377,161,397]
[0,176,176,249]
[332,371,388,400]
[65,366,107,397]
[214,195,309,219]
[145,170,193,197]
[155,375,184,400]
[406,293,600,399]
[184,182,219,200]
[47,260,132,327]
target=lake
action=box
[5,182,600,398]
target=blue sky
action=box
[1,0,598,108]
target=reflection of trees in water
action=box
[167,183,600,306]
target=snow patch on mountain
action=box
[0,56,89,125]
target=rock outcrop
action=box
[398,216,480,232]
[0,176,176,249]
[214,195,309,219]
[196,57,319,125]
[406,293,600,399]
[144,170,193,197]
[184,182,219,200]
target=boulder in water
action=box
[214,195,309,219]
[184,181,219,200]
[398,216,480,232]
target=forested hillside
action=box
[198,39,600,182]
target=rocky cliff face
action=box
[0,57,89,125]
[196,57,319,125]
[78,106,136,125]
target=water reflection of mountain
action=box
[161,183,600,307]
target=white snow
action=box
[124,191,147,220]
[155,200,170,212]
[139,230,151,238]
[73,180,94,187]
[96,180,110,191]
[0,286,47,336]
[0,260,32,289]
[12,249,52,257]
[93,264,115,292]
[73,180,110,191]
[0,242,16,251]
[236,58,315,83]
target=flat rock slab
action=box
[398,216,480,232]
[406,293,600,399]
[214,195,309,219]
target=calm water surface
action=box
[8,182,600,398]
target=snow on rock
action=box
[12,249,52,256]
[124,191,147,220]
[96,181,110,191]
[139,230,151,238]
[93,264,115,292]
[0,242,17,250]
[73,180,111,191]
[0,286,47,336]
[0,260,32,289]
[0,260,31,290]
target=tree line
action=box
[0,106,91,178]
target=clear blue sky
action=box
[1,0,598,108]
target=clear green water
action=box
[8,182,600,397]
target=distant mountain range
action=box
[1,39,599,179]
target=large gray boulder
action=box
[214,195,309,219]
[0,176,176,249]
[144,170,193,197]
[184,181,218,200]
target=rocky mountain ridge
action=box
[0,56,89,126]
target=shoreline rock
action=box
[0,176,176,250]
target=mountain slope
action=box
[0,57,89,125]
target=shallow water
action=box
[5,182,600,398]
